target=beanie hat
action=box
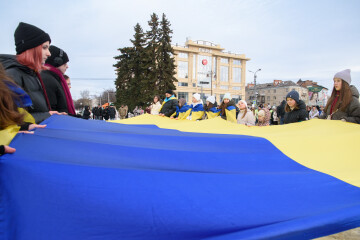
[166,89,173,95]
[239,100,247,108]
[178,98,186,107]
[206,95,215,104]
[334,69,351,86]
[45,45,69,67]
[223,93,231,100]
[14,22,51,55]
[286,90,300,103]
[193,93,201,101]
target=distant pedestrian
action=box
[256,108,270,126]
[82,106,91,120]
[277,100,286,125]
[119,105,128,119]
[309,106,319,119]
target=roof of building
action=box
[246,80,307,90]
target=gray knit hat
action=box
[334,69,351,85]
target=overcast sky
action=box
[1,0,359,99]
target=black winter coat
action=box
[109,107,116,118]
[41,70,68,113]
[284,100,308,124]
[277,100,286,118]
[160,98,178,117]
[0,54,50,123]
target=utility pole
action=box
[248,69,261,106]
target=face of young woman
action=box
[334,78,342,91]
[192,97,197,103]
[238,101,246,110]
[42,41,51,64]
[58,62,68,74]
[287,98,296,108]
[66,78,71,89]
[153,96,158,103]
[224,99,230,104]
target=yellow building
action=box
[173,40,250,104]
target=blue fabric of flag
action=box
[1,115,360,240]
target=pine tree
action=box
[114,14,177,111]
[130,23,149,109]
[145,13,160,97]
[114,47,134,108]
[157,13,177,95]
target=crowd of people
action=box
[1,22,360,156]
[148,76,360,126]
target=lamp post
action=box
[248,69,261,106]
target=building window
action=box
[220,85,228,90]
[220,66,229,82]
[178,82,188,87]
[233,59,241,65]
[273,89,276,93]
[286,88,289,92]
[220,94,224,102]
[273,96,276,99]
[267,96,270,101]
[268,90,270,93]
[193,83,196,87]
[232,67,241,83]
[178,52,188,59]
[192,54,196,80]
[178,61,188,79]
[178,92,188,102]
[221,58,228,64]
[232,86,241,90]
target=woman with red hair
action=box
[0,22,64,123]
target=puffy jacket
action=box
[284,100,308,124]
[160,97,178,117]
[277,100,286,118]
[41,70,68,113]
[109,107,116,118]
[0,54,50,123]
[319,86,360,123]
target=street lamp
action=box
[248,69,261,106]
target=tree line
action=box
[113,13,177,111]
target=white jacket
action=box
[150,102,162,115]
[237,109,256,126]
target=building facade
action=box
[245,80,309,107]
[173,40,250,104]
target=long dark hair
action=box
[0,64,24,129]
[153,95,161,104]
[324,80,352,113]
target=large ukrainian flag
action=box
[0,114,359,240]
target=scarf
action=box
[35,71,51,110]
[330,91,340,115]
[164,95,176,103]
[45,64,76,114]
